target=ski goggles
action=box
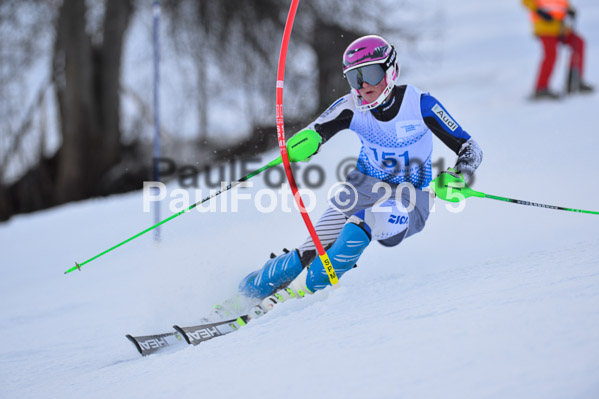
[344,64,386,90]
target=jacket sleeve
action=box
[421,93,471,153]
[420,93,482,181]
[305,95,355,144]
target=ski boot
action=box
[532,88,561,100]
[238,248,304,299]
[248,221,371,318]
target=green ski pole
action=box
[430,173,599,215]
[64,129,321,275]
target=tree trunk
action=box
[52,0,132,203]
[53,0,97,203]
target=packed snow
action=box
[1,1,599,398]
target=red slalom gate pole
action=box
[275,0,338,286]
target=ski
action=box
[126,315,250,356]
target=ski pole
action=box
[430,174,599,215]
[65,133,320,276]
[64,157,282,275]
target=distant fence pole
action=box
[152,0,161,242]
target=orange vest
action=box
[522,0,569,36]
[530,0,569,22]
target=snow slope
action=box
[1,1,599,398]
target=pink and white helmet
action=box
[342,35,400,112]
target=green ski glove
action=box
[430,168,486,203]
[267,129,323,168]
[287,129,322,162]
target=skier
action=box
[234,35,483,317]
[522,0,594,99]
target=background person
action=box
[522,0,594,99]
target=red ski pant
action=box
[536,32,585,91]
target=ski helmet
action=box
[342,35,400,112]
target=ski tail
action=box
[125,331,187,356]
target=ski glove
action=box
[287,129,322,162]
[536,8,554,21]
[453,139,482,182]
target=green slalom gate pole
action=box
[64,131,322,275]
[430,174,599,215]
